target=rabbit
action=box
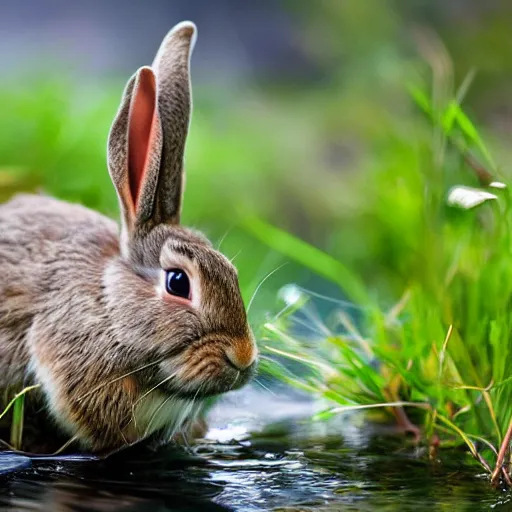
[0,21,257,454]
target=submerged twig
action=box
[391,405,421,443]
[428,433,440,460]
[491,420,512,487]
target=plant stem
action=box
[491,420,512,487]
[9,395,25,450]
[392,406,421,443]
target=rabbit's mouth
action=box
[156,356,257,400]
[154,332,258,399]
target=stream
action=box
[0,386,509,511]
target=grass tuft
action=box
[256,81,512,485]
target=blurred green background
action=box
[2,0,512,325]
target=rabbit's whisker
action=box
[190,381,203,406]
[300,303,331,336]
[132,368,180,413]
[230,371,240,391]
[288,314,328,336]
[272,302,295,321]
[51,435,81,456]
[118,423,130,447]
[143,386,196,440]
[229,249,243,263]
[247,264,287,314]
[143,394,175,438]
[176,399,194,438]
[76,359,165,402]
[253,378,276,396]
[216,227,234,251]
[293,285,368,310]
[176,382,205,448]
[130,368,182,431]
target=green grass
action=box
[256,79,512,485]
[9,394,25,450]
[0,385,40,451]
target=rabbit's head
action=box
[105,22,257,402]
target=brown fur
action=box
[0,21,257,454]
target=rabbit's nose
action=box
[225,340,257,371]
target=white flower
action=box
[447,186,497,209]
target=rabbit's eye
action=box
[165,269,190,299]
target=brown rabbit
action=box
[0,21,257,454]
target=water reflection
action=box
[0,388,509,511]
[0,450,228,511]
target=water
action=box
[0,387,509,511]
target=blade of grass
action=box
[313,401,431,422]
[0,385,39,422]
[10,394,25,450]
[241,217,368,303]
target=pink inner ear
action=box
[128,69,158,210]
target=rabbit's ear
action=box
[108,66,163,236]
[108,22,196,243]
[149,21,196,226]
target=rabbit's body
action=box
[0,194,193,450]
[0,193,118,392]
[0,195,132,448]
[0,22,257,454]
